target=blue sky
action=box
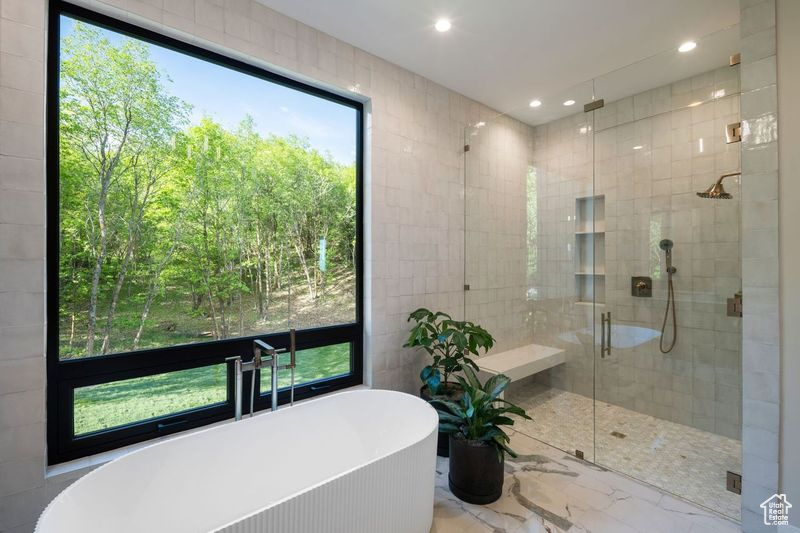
[61,16,357,165]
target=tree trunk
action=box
[264,240,271,316]
[254,226,264,319]
[291,227,315,299]
[274,245,282,290]
[86,175,111,356]
[204,278,220,339]
[85,111,132,356]
[238,289,244,335]
[133,276,158,350]
[69,313,75,349]
[101,243,135,354]
[134,236,179,350]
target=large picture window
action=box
[47,2,363,464]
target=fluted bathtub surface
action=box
[37,389,439,533]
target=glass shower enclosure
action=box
[464,25,742,520]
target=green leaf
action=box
[484,373,510,401]
[492,415,515,426]
[430,399,466,418]
[461,366,482,390]
[437,412,464,425]
[438,423,460,434]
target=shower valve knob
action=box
[631,276,652,297]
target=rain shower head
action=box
[697,172,741,199]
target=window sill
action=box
[46,384,369,483]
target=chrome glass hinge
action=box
[726,471,742,494]
[727,291,743,317]
[584,99,604,112]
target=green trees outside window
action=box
[57,19,358,360]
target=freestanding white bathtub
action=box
[37,389,438,533]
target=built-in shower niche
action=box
[575,195,605,305]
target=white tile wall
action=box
[0,0,525,529]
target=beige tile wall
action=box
[525,109,597,400]
[466,66,744,440]
[0,0,529,529]
[464,69,759,532]
[0,0,47,529]
[591,68,742,440]
[739,0,780,531]
[464,116,537,353]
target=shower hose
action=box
[659,270,677,353]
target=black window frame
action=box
[46,1,364,465]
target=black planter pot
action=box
[420,384,463,457]
[448,435,504,504]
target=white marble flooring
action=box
[506,384,741,519]
[430,430,740,533]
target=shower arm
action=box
[714,171,741,187]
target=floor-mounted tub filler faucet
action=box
[226,329,296,421]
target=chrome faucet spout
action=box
[253,339,277,359]
[229,331,298,422]
[225,354,257,421]
[252,329,297,413]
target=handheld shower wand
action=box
[659,239,677,353]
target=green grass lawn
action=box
[73,343,351,435]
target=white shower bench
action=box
[477,343,565,387]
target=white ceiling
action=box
[257,0,740,125]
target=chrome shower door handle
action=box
[600,312,612,358]
[600,313,606,358]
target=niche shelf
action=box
[575,195,605,305]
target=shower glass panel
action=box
[464,25,742,522]
[463,79,598,462]
[592,25,742,519]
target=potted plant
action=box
[431,367,531,505]
[403,308,495,456]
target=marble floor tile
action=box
[431,431,740,533]
[506,383,742,519]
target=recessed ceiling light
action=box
[435,19,452,32]
[678,41,697,53]
[688,101,703,107]
[633,145,643,150]
[563,99,575,106]
[529,99,542,108]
